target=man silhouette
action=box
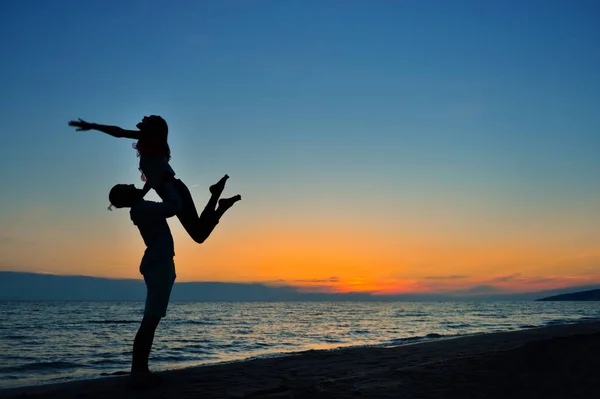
[108,179,238,387]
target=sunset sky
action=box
[1,0,599,296]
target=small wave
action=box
[17,340,44,346]
[88,320,138,324]
[0,335,29,340]
[0,375,22,380]
[181,345,212,354]
[443,323,471,329]
[252,342,272,348]
[99,371,129,376]
[545,319,575,326]
[89,359,127,366]
[214,343,235,350]
[1,355,38,362]
[577,316,600,322]
[544,318,599,327]
[0,361,81,373]
[184,320,218,326]
[280,342,300,347]
[184,344,211,349]
[394,312,428,318]
[426,333,444,338]
[232,329,252,335]
[186,349,212,355]
[471,312,507,319]
[388,336,424,345]
[388,332,445,345]
[155,355,186,362]
[172,338,213,344]
[153,354,202,362]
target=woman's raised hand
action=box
[68,118,92,131]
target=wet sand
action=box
[3,320,600,398]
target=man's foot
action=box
[127,370,164,389]
[209,174,229,196]
[148,370,165,382]
[217,195,242,214]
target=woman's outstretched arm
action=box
[68,118,141,140]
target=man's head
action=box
[136,115,168,136]
[109,184,143,209]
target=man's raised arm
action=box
[140,201,177,220]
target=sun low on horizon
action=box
[1,1,599,297]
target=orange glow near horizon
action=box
[3,205,599,297]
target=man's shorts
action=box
[142,259,176,318]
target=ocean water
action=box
[1,300,599,389]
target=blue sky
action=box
[1,1,599,292]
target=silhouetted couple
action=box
[69,116,241,388]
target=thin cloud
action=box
[295,285,338,294]
[489,273,521,283]
[423,275,469,280]
[463,285,502,294]
[292,277,340,283]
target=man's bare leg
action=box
[130,316,162,387]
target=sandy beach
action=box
[3,320,600,399]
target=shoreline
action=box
[0,320,578,390]
[3,320,600,398]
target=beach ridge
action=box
[3,320,600,398]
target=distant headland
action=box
[536,289,600,301]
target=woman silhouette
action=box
[69,115,241,243]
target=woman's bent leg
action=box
[155,179,183,215]
[172,179,220,244]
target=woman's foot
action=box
[209,174,229,196]
[216,195,242,217]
